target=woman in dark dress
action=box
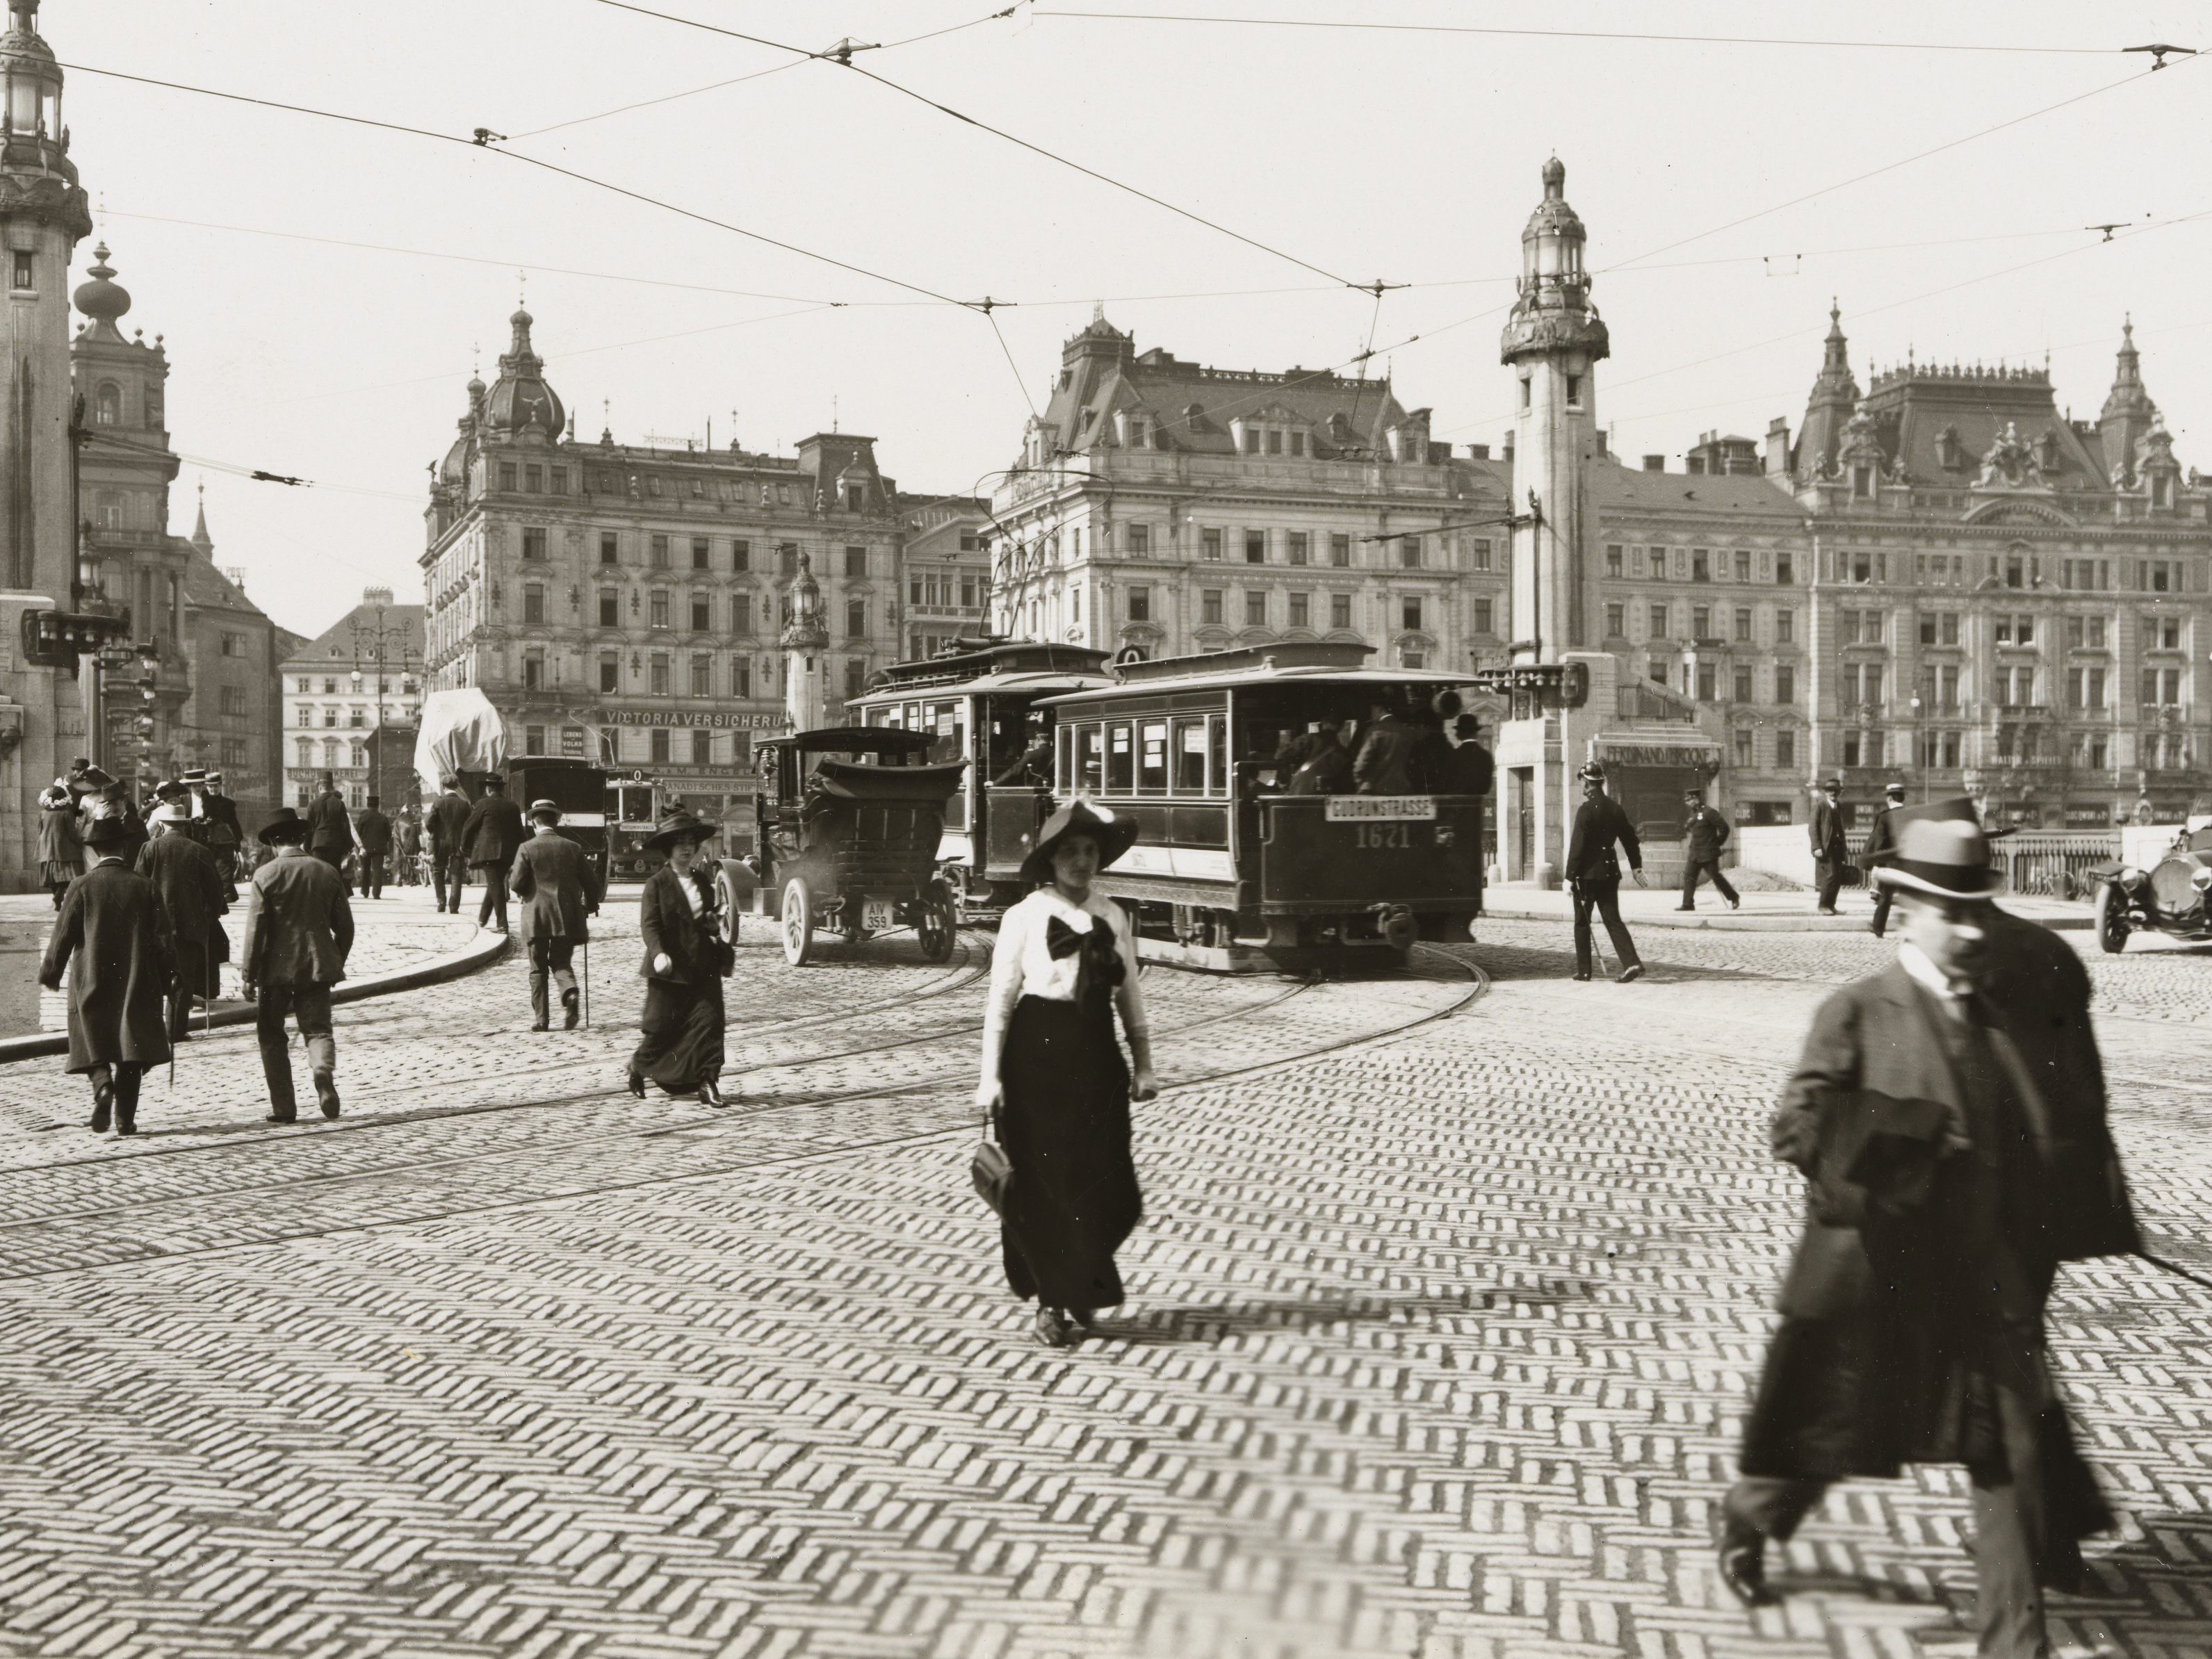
[975,801,1158,1347]
[627,812,733,1106]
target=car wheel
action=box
[2094,881,2129,956]
[917,897,954,963]
[781,877,813,966]
[715,865,742,946]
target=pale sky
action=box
[56,0,2212,637]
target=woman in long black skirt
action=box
[628,811,733,1106]
[975,801,1157,1347]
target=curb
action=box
[1477,901,2092,934]
[0,926,513,1065]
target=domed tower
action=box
[1501,156,1608,662]
[482,307,564,446]
[780,550,829,733]
[2096,317,2156,484]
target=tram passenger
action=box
[993,717,1054,785]
[1447,715,1496,796]
[1280,724,1351,796]
[1353,695,1418,794]
[627,811,733,1107]
[975,801,1158,1348]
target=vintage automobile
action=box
[2090,824,2212,953]
[750,726,966,966]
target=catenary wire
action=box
[1032,10,2123,57]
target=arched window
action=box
[95,383,120,425]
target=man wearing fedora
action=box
[240,806,355,1123]
[353,794,393,901]
[306,773,356,888]
[198,769,245,883]
[511,799,603,1031]
[1860,781,1909,938]
[1720,803,2138,1657]
[39,812,174,1136]
[1563,762,1646,983]
[1809,776,1850,916]
[138,801,231,1041]
[428,774,471,913]
[461,774,528,933]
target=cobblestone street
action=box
[0,901,2206,1659]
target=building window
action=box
[731,539,750,571]
[1776,553,1794,585]
[1605,544,1623,578]
[1127,523,1150,555]
[600,532,619,565]
[1201,589,1223,625]
[1734,607,1752,642]
[1290,431,1306,457]
[650,534,670,568]
[525,466,542,493]
[733,657,751,697]
[549,468,567,496]
[690,655,711,697]
[523,583,545,623]
[1127,586,1150,623]
[845,599,866,637]
[10,251,31,291]
[1775,665,1795,704]
[1564,375,1581,407]
[1734,728,1753,767]
[1288,591,1310,628]
[1649,603,1668,639]
[1776,608,1794,644]
[1244,530,1266,564]
[1692,549,1709,582]
[1776,730,1795,767]
[219,683,246,716]
[599,655,619,692]
[1692,605,1710,638]
[650,727,671,763]
[1736,551,1752,582]
[845,546,867,578]
[1734,666,1752,703]
[690,728,712,766]
[1242,427,1260,455]
[1245,591,1268,626]
[598,589,618,626]
[691,592,711,632]
[649,655,670,696]
[843,659,868,698]
[1287,532,1309,566]
[1399,541,1422,570]
[499,462,517,492]
[732,594,752,635]
[1201,528,1222,560]
[1401,596,1422,631]
[1331,534,1351,569]
[649,590,669,628]
[1331,594,1352,630]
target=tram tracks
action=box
[0,950,1484,1282]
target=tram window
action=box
[1207,714,1228,796]
[1105,723,1135,793]
[1057,726,1074,791]
[1075,726,1104,796]
[1138,721,1169,794]
[1174,719,1207,793]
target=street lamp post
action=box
[348,610,418,808]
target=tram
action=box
[849,638,1116,921]
[1035,641,1488,968]
[503,755,612,895]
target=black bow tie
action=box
[1046,915,1089,959]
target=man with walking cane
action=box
[240,807,355,1124]
[38,813,174,1136]
[1718,802,2139,1657]
[510,799,601,1031]
[137,801,231,1041]
[1563,762,1645,983]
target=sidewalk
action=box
[1479,881,2092,931]
[0,884,505,1055]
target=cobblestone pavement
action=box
[0,902,2206,1658]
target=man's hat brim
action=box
[83,817,133,846]
[1873,861,2003,899]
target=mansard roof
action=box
[1855,362,2109,490]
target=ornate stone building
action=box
[988,312,1512,673]
[0,0,90,884]
[278,587,425,811]
[421,305,918,838]
[894,493,992,660]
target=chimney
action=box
[1765,417,1791,476]
[363,585,395,605]
[1595,430,1609,457]
[1467,443,1490,460]
[223,566,248,591]
[1642,455,1666,472]
[1502,431,1515,459]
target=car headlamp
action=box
[2119,867,2146,888]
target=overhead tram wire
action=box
[1032,12,2122,57]
[57,60,981,310]
[585,0,1372,293]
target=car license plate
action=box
[863,899,897,931]
[1325,796,1437,822]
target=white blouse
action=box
[979,888,1150,1077]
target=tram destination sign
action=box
[1326,796,1438,822]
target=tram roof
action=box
[1038,641,1471,705]
[758,724,934,753]
[860,637,1116,698]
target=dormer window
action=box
[1266,429,1281,455]
[1289,431,1305,457]
[1852,464,1873,500]
[95,382,119,425]
[2152,472,2170,509]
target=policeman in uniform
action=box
[1564,761,1647,983]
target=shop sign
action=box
[598,707,783,730]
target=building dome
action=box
[72,241,128,327]
[482,307,565,441]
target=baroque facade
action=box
[988,313,1512,673]
[421,306,920,838]
[278,587,425,811]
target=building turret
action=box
[481,307,564,444]
[780,550,829,733]
[1793,301,1859,483]
[2097,317,2156,484]
[1500,155,1608,660]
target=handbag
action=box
[969,1104,1011,1215]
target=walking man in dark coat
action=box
[353,794,393,899]
[1352,696,1418,794]
[510,799,603,1031]
[1719,806,2138,1657]
[1809,776,1850,915]
[138,803,231,1040]
[461,774,527,933]
[429,775,471,913]
[1677,787,1739,911]
[38,815,173,1136]
[240,807,355,1123]
[1564,761,1645,983]
[1861,781,1908,938]
[306,774,355,888]
[200,769,245,883]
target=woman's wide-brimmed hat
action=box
[1020,799,1139,887]
[643,810,717,854]
[1873,815,2003,899]
[258,806,309,846]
